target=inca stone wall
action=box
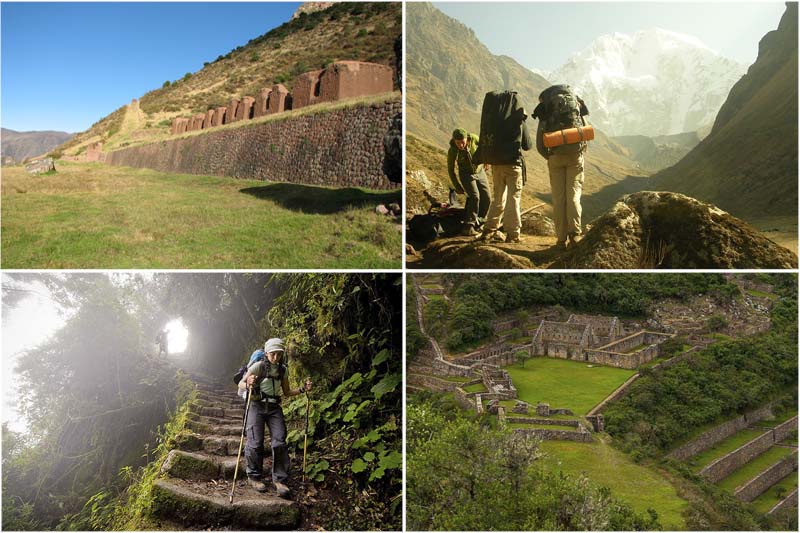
[506,417,581,428]
[406,374,463,393]
[512,426,593,442]
[773,416,799,442]
[734,450,798,502]
[108,100,400,190]
[700,431,778,483]
[768,487,798,516]
[667,405,774,461]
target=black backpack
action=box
[538,85,586,133]
[474,91,529,165]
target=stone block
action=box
[269,84,291,114]
[176,118,189,134]
[536,403,551,417]
[292,69,324,109]
[255,88,271,117]
[512,401,529,414]
[319,61,393,103]
[241,96,256,120]
[204,109,215,129]
[212,107,227,127]
[228,98,241,123]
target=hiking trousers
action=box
[548,152,585,243]
[459,168,490,229]
[484,164,523,239]
[245,400,290,483]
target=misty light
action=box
[164,318,188,354]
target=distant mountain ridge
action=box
[654,2,798,221]
[550,28,747,136]
[1,128,74,163]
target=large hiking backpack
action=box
[539,85,585,133]
[475,91,528,165]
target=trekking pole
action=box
[302,388,310,483]
[229,385,253,504]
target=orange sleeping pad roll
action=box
[542,125,595,148]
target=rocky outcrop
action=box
[153,383,299,529]
[557,192,798,269]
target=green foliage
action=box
[157,119,171,127]
[422,297,449,340]
[405,289,426,358]
[267,274,401,530]
[515,349,530,368]
[604,295,797,454]
[161,80,171,88]
[249,52,260,63]
[356,28,368,38]
[705,314,729,332]
[407,394,661,531]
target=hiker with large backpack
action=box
[533,84,592,249]
[474,91,533,243]
[155,329,168,357]
[447,128,490,236]
[237,337,312,499]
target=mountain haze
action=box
[550,28,746,137]
[2,128,74,163]
[406,2,646,217]
[654,2,798,221]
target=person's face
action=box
[454,138,467,150]
[267,351,282,364]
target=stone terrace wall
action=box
[667,404,774,461]
[108,100,400,190]
[734,450,798,502]
[513,426,593,442]
[768,487,798,516]
[773,416,799,442]
[506,417,581,428]
[406,374,462,393]
[700,431,776,483]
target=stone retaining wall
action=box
[505,417,581,428]
[406,374,462,393]
[734,450,798,502]
[108,100,400,190]
[773,416,799,442]
[513,426,593,442]
[667,404,774,461]
[431,358,473,377]
[700,431,776,483]
[768,487,798,516]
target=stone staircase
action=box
[152,382,300,529]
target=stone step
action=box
[160,449,241,480]
[194,405,245,420]
[176,432,242,456]
[197,391,241,403]
[196,398,244,410]
[186,419,243,437]
[152,477,299,529]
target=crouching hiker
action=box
[238,337,312,498]
[447,128,490,236]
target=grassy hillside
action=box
[1,161,401,268]
[55,2,401,157]
[654,3,797,221]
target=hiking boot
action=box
[273,481,291,498]
[568,233,583,246]
[552,240,567,250]
[477,229,505,243]
[506,235,524,244]
[248,478,268,493]
[461,225,479,236]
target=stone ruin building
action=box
[170,61,393,135]
[531,314,672,369]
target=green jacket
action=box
[447,133,483,191]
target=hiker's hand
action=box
[304,378,313,392]
[246,374,256,387]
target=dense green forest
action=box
[406,392,661,531]
[425,273,737,352]
[2,273,401,531]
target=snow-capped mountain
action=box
[547,28,747,136]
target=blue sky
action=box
[435,1,787,72]
[1,2,301,132]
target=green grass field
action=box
[1,162,401,268]
[689,429,766,471]
[463,382,487,394]
[750,471,798,514]
[745,289,779,300]
[541,440,688,529]
[505,358,636,415]
[755,410,797,429]
[717,446,797,493]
